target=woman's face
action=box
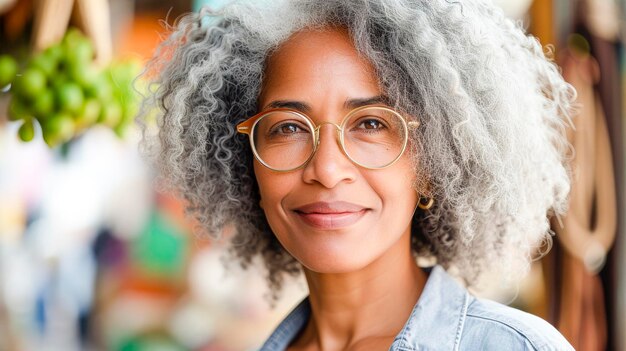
[255,28,419,273]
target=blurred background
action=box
[0,0,624,350]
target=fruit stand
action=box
[0,0,140,147]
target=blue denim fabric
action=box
[259,265,574,350]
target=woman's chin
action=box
[295,250,377,275]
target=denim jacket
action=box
[259,265,574,351]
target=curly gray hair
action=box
[139,0,575,299]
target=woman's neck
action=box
[292,234,428,351]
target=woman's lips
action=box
[293,201,369,229]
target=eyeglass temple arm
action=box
[237,119,255,135]
[237,125,251,134]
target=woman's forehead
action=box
[260,27,381,108]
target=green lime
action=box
[69,63,97,88]
[28,52,58,77]
[13,68,47,99]
[62,28,87,46]
[32,90,55,118]
[98,101,122,127]
[76,98,101,128]
[65,39,94,66]
[18,119,36,142]
[42,113,74,146]
[43,45,63,62]
[62,29,93,66]
[0,55,18,87]
[56,82,84,113]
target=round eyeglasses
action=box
[237,105,420,172]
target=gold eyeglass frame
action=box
[236,105,420,172]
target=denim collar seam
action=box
[463,312,546,350]
[452,291,471,350]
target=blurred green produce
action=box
[3,28,142,147]
[0,55,18,87]
[18,119,35,142]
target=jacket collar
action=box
[260,265,470,351]
[390,265,470,350]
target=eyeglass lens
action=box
[251,107,406,170]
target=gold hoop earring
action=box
[417,195,434,210]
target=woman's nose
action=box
[301,124,357,188]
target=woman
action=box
[141,0,576,349]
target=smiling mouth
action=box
[293,202,370,229]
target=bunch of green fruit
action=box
[3,28,141,146]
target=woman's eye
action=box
[357,119,385,130]
[269,122,308,135]
[281,124,301,133]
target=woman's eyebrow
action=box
[263,95,389,112]
[264,100,312,113]
[344,95,389,109]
